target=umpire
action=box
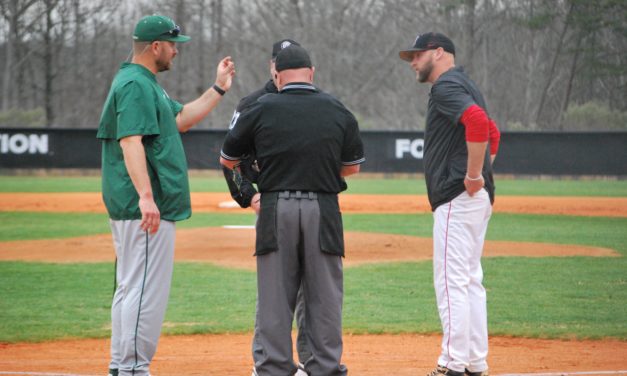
[220,45,364,376]
[221,38,300,209]
[222,38,311,376]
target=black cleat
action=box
[427,365,465,376]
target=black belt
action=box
[278,190,318,200]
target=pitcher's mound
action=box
[0,227,618,266]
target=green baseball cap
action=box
[133,15,191,43]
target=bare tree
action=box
[1,0,625,130]
[462,0,476,75]
[41,0,61,126]
[534,1,574,127]
[1,0,39,111]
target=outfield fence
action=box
[1,128,626,176]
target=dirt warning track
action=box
[1,333,626,375]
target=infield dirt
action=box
[1,192,627,217]
[0,192,626,375]
[1,333,627,375]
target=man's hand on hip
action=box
[464,174,485,197]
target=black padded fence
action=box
[1,128,626,176]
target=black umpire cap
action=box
[399,32,456,61]
[275,45,312,72]
[272,39,301,61]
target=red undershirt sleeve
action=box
[488,118,501,155]
[460,104,489,142]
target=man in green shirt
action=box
[97,14,234,376]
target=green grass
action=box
[487,214,627,255]
[0,176,104,192]
[493,179,627,197]
[0,261,257,342]
[0,211,625,342]
[346,213,627,256]
[345,257,627,339]
[345,177,627,196]
[0,212,111,241]
[0,175,625,342]
[0,212,256,241]
[485,257,627,339]
[1,257,625,342]
[0,176,231,193]
[1,175,626,196]
[178,212,256,229]
[343,261,436,334]
[0,261,114,342]
[164,263,257,336]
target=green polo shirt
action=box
[97,62,191,221]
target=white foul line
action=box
[1,371,625,376]
[222,225,255,229]
[497,371,627,376]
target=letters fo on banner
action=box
[395,138,424,159]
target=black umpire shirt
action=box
[221,80,277,208]
[221,82,365,194]
[229,79,277,130]
[424,66,495,211]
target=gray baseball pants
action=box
[108,219,175,376]
[254,194,347,376]
[253,283,310,365]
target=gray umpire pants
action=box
[253,283,310,365]
[254,192,347,376]
[109,219,175,376]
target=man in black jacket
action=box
[399,32,500,376]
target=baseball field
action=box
[0,174,626,375]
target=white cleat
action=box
[295,362,308,376]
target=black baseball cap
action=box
[399,32,455,61]
[271,39,300,61]
[275,45,312,72]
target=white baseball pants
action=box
[433,189,492,373]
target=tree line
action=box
[1,0,625,131]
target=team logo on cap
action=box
[281,41,292,49]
